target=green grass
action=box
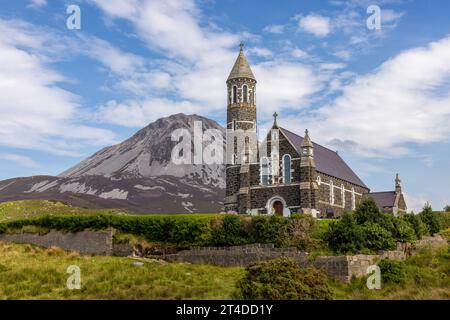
[0,200,125,223]
[0,243,244,300]
[0,242,447,300]
[330,245,450,300]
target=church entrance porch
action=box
[266,196,290,217]
[273,201,283,216]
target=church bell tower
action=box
[224,42,257,213]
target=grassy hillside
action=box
[0,200,125,223]
[0,200,220,223]
[0,242,447,300]
[0,243,243,300]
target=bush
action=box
[211,215,249,246]
[378,259,406,285]
[286,214,318,250]
[354,198,383,225]
[439,228,450,242]
[419,203,440,235]
[403,214,427,240]
[237,258,332,300]
[361,222,396,251]
[434,211,450,230]
[323,212,365,253]
[250,215,289,246]
[392,218,417,243]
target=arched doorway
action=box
[266,196,290,217]
[273,201,283,216]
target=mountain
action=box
[0,114,226,213]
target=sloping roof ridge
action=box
[279,127,338,154]
[369,191,396,194]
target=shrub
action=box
[237,258,332,300]
[287,214,318,250]
[419,203,440,235]
[392,218,417,243]
[211,215,249,246]
[323,212,365,253]
[378,259,406,285]
[250,215,288,246]
[354,197,383,224]
[434,211,450,230]
[403,214,427,240]
[439,228,450,242]
[361,222,396,251]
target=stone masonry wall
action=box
[0,228,114,255]
[165,244,310,267]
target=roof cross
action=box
[273,112,278,125]
[239,41,244,51]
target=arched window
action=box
[330,180,335,205]
[260,157,269,186]
[232,86,237,103]
[282,154,291,184]
[243,85,248,103]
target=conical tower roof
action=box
[301,129,314,148]
[227,42,256,81]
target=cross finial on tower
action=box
[305,129,309,136]
[273,112,278,125]
[239,41,244,51]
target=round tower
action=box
[225,43,257,213]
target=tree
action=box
[354,197,383,224]
[323,212,365,253]
[444,205,450,213]
[419,203,440,235]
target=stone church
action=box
[224,44,407,218]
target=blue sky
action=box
[0,0,449,212]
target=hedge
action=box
[0,213,314,249]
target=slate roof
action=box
[279,127,368,189]
[227,46,256,81]
[368,191,397,208]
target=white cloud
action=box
[0,19,116,156]
[298,14,331,38]
[247,47,273,58]
[300,35,450,158]
[95,99,202,127]
[90,0,326,126]
[27,0,47,8]
[291,48,309,59]
[263,24,285,34]
[404,193,430,214]
[0,153,40,168]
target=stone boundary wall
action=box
[0,228,446,283]
[165,244,310,267]
[0,228,114,255]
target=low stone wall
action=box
[415,235,447,250]
[165,244,310,267]
[313,255,376,283]
[0,228,114,255]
